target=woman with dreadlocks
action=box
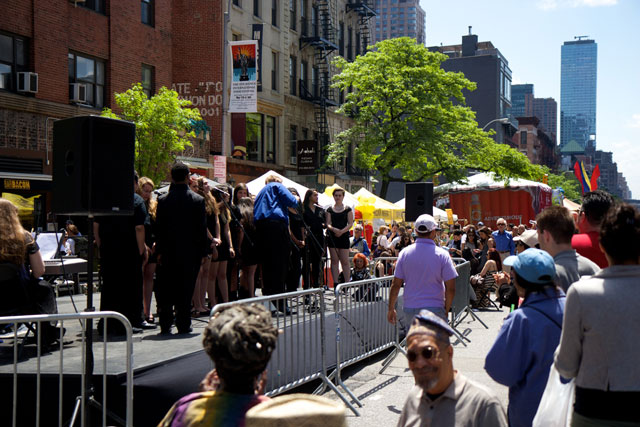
[159,304,279,427]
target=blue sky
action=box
[420,0,640,198]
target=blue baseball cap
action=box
[408,310,455,338]
[503,248,556,284]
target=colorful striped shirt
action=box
[158,391,269,427]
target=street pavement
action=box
[320,306,510,426]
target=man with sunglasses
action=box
[491,218,515,272]
[398,311,507,427]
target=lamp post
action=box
[482,117,510,131]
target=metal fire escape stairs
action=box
[346,0,377,54]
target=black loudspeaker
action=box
[405,182,433,222]
[53,116,135,216]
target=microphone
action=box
[211,186,230,197]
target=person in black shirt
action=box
[326,188,354,287]
[302,189,325,289]
[286,188,305,293]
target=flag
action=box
[573,161,599,195]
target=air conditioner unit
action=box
[69,83,87,103]
[290,156,297,165]
[17,72,38,93]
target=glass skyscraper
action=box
[560,39,597,150]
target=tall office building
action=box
[532,97,557,140]
[373,0,426,45]
[511,84,534,118]
[560,38,597,150]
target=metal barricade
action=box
[449,259,488,343]
[332,277,405,414]
[0,311,133,427]
[210,289,357,414]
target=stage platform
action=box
[1,289,390,425]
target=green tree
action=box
[102,83,202,184]
[330,37,543,198]
[545,169,582,202]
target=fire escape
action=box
[344,1,376,179]
[300,1,338,169]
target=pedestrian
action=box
[485,248,565,427]
[555,203,640,426]
[571,190,614,268]
[95,171,151,334]
[492,218,515,271]
[253,175,298,307]
[229,183,249,298]
[236,197,258,299]
[387,214,457,324]
[536,205,600,292]
[349,223,370,257]
[286,188,305,293]
[159,304,278,427]
[210,186,235,302]
[513,229,539,253]
[191,178,216,316]
[398,311,507,427]
[302,189,326,289]
[137,176,158,324]
[325,188,354,287]
[155,162,208,334]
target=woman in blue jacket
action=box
[484,248,565,427]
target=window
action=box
[300,60,308,96]
[339,22,344,56]
[232,33,241,41]
[141,64,154,97]
[355,31,361,56]
[245,113,277,163]
[78,0,105,14]
[68,52,105,108]
[520,130,527,149]
[0,33,28,92]
[289,56,297,96]
[347,26,353,60]
[141,0,154,26]
[289,0,296,31]
[312,66,318,98]
[272,0,278,27]
[290,125,297,165]
[271,50,278,91]
[233,0,240,6]
[253,0,260,17]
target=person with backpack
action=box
[484,249,565,427]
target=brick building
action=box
[1,0,178,230]
[513,117,557,169]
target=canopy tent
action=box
[563,198,581,212]
[322,184,357,208]
[353,188,404,221]
[246,171,333,205]
[434,172,552,229]
[393,198,457,222]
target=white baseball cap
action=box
[415,214,440,233]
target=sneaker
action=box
[0,324,29,339]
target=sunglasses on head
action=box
[407,345,439,362]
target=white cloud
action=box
[628,113,640,129]
[537,0,617,9]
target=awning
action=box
[177,157,214,170]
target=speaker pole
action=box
[83,214,95,424]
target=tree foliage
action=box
[102,84,202,184]
[330,37,544,198]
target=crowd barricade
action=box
[331,277,405,414]
[449,259,488,344]
[0,311,133,427]
[210,289,358,414]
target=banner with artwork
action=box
[229,40,258,113]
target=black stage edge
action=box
[1,298,405,426]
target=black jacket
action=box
[155,183,207,262]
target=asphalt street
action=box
[320,306,510,426]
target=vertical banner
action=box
[252,24,263,92]
[297,140,318,175]
[229,40,258,113]
[213,155,227,183]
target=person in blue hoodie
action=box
[484,248,565,427]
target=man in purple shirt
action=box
[388,214,458,324]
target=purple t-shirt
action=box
[394,238,458,309]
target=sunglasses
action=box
[497,223,506,227]
[407,345,440,362]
